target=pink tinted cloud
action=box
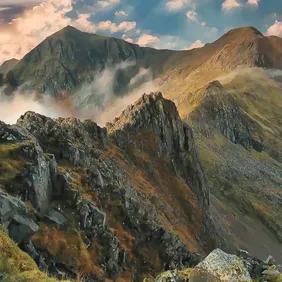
[267,21,282,36]
[0,0,96,64]
[222,0,241,11]
[137,34,160,47]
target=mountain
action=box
[1,25,282,280]
[0,93,281,282]
[5,26,282,100]
[4,26,168,96]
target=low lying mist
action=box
[217,67,282,86]
[0,61,160,126]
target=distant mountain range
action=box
[2,26,282,98]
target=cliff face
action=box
[107,92,209,210]
[0,93,229,281]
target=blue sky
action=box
[0,0,281,63]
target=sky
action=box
[0,0,281,64]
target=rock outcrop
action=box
[0,121,57,213]
[107,92,209,210]
[0,192,38,244]
[189,249,252,282]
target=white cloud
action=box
[115,10,129,17]
[122,34,134,43]
[165,0,195,12]
[0,7,12,11]
[222,0,241,11]
[97,20,136,33]
[186,40,204,50]
[267,21,282,36]
[186,10,198,22]
[0,0,97,64]
[0,0,43,5]
[97,0,120,9]
[134,34,190,50]
[247,0,259,7]
[137,34,160,47]
[222,0,259,10]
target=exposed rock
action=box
[265,255,276,265]
[17,112,107,165]
[189,249,252,282]
[0,121,57,213]
[107,92,209,210]
[0,192,38,243]
[44,209,68,228]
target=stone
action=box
[44,209,67,227]
[262,269,281,276]
[0,192,38,244]
[8,214,38,244]
[189,249,252,282]
[264,255,276,265]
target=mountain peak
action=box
[108,92,209,209]
[226,26,264,37]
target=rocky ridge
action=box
[0,92,224,281]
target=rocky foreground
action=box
[0,93,281,282]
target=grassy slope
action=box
[190,71,282,263]
[0,226,74,282]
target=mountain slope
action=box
[0,93,232,281]
[4,26,282,102]
[5,26,169,96]
[185,72,282,262]
[2,25,282,267]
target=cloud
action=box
[97,20,136,33]
[97,0,120,9]
[122,34,134,43]
[70,61,159,126]
[165,0,195,12]
[137,34,160,47]
[186,11,198,22]
[0,0,97,64]
[115,10,129,17]
[222,0,259,11]
[186,40,204,50]
[0,87,76,125]
[267,21,282,36]
[0,7,12,11]
[0,0,43,5]
[246,0,259,7]
[0,60,159,126]
[222,0,242,11]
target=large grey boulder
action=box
[0,192,38,243]
[189,249,252,282]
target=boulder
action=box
[189,249,252,282]
[0,192,38,243]
[44,209,68,228]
